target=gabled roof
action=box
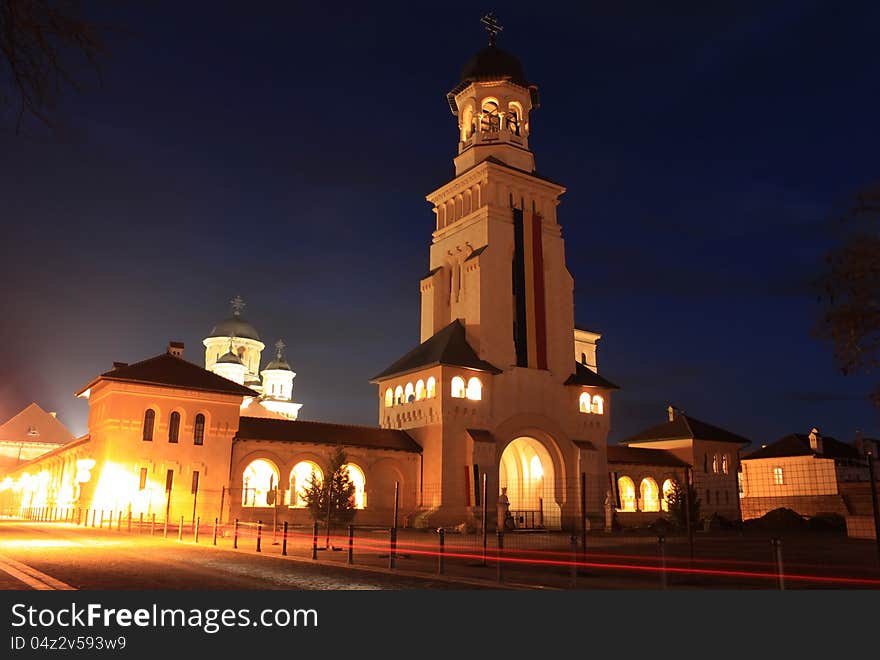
[621,413,751,446]
[607,445,690,468]
[236,417,421,453]
[563,361,620,389]
[744,434,861,461]
[0,403,74,445]
[77,352,259,398]
[371,320,502,382]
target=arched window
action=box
[394,385,404,405]
[661,479,675,512]
[712,454,719,474]
[415,379,425,401]
[466,377,482,401]
[722,454,729,475]
[142,409,155,442]
[344,464,366,509]
[426,376,437,398]
[640,477,660,512]
[168,412,180,444]
[461,104,475,140]
[289,461,322,508]
[617,476,636,512]
[405,382,415,403]
[580,352,587,366]
[384,388,393,407]
[451,376,466,398]
[242,459,280,507]
[591,395,604,414]
[506,102,521,135]
[579,392,591,413]
[193,413,205,446]
[480,99,500,132]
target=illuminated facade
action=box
[618,406,750,522]
[371,29,619,529]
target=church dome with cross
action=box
[459,44,528,88]
[203,297,302,420]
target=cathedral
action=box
[1,24,744,531]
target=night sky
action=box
[2,2,878,448]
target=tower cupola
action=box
[446,13,540,176]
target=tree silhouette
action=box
[814,184,880,406]
[0,0,105,131]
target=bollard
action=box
[212,518,218,546]
[348,525,354,565]
[772,538,785,590]
[127,511,132,533]
[570,534,578,588]
[163,515,168,539]
[77,508,82,525]
[91,509,96,527]
[496,530,504,583]
[178,516,184,541]
[438,528,445,575]
[117,511,122,532]
[658,535,667,589]
[99,510,105,528]
[312,521,318,560]
[256,521,262,552]
[282,521,288,556]
[233,519,239,549]
[388,527,397,570]
[194,517,200,543]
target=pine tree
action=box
[301,447,357,528]
[666,479,700,531]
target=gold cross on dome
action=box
[481,12,503,46]
[230,295,245,316]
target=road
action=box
[0,522,488,590]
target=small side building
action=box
[739,428,867,520]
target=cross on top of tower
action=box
[481,12,503,46]
[275,339,286,359]
[230,295,246,316]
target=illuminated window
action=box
[142,409,155,442]
[426,376,437,398]
[384,388,393,407]
[451,376,466,398]
[466,377,482,401]
[591,395,604,414]
[640,478,660,512]
[461,104,475,140]
[289,461,322,508]
[661,479,675,512]
[394,385,404,405]
[242,459,280,507]
[579,392,591,413]
[405,382,415,403]
[712,454,719,474]
[617,476,636,512]
[193,413,205,446]
[506,102,521,135]
[480,98,500,132]
[722,454,729,475]
[773,467,784,485]
[344,464,366,509]
[168,412,180,444]
[415,379,425,401]
[138,468,148,491]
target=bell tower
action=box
[447,12,540,176]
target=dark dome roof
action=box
[460,45,529,87]
[264,358,291,371]
[209,316,260,341]
[217,350,244,366]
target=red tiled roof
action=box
[236,417,422,453]
[77,352,258,398]
[607,444,690,468]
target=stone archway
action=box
[499,436,561,529]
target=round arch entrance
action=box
[499,437,561,529]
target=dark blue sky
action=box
[2,1,878,446]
